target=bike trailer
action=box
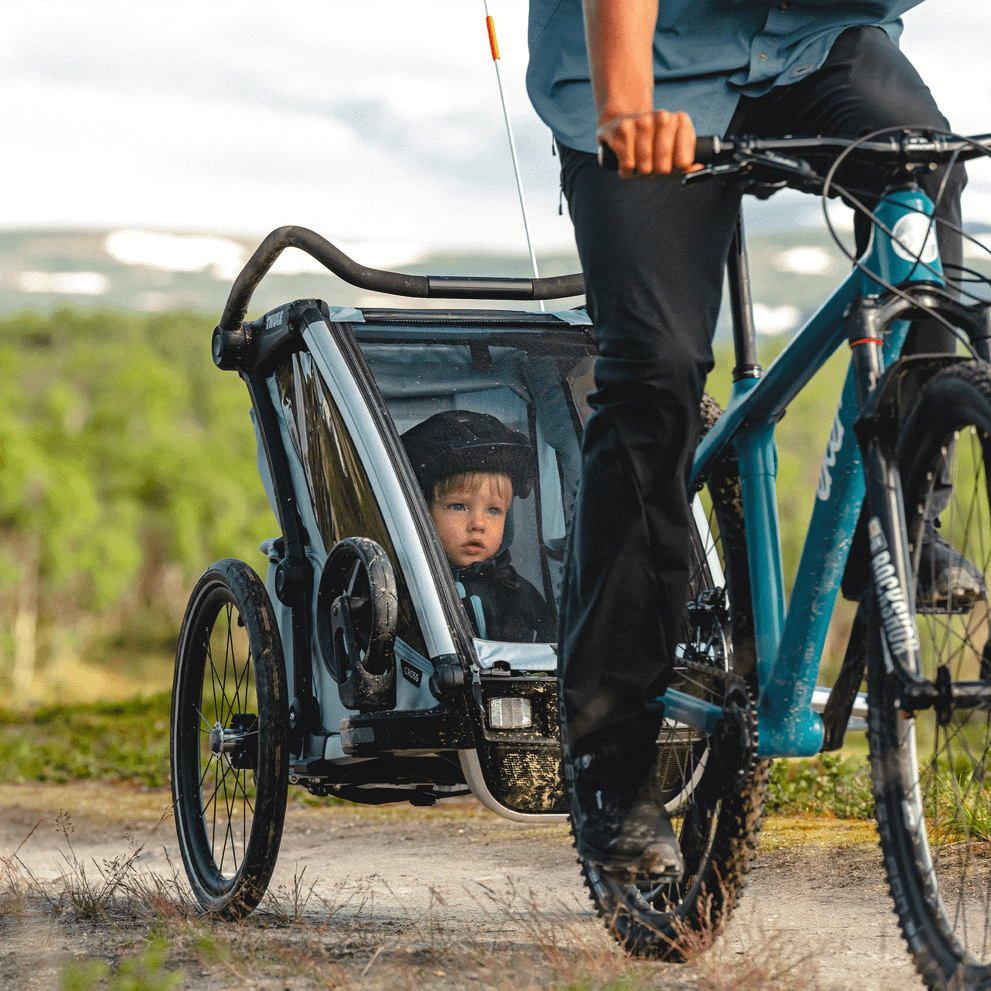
[198,229,592,819]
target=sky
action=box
[2,0,991,262]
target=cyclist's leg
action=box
[556,140,742,874]
[557,142,742,749]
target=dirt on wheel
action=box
[0,781,924,991]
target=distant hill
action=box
[2,224,988,338]
[0,227,586,319]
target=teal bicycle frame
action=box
[660,185,944,757]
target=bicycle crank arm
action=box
[660,685,759,795]
[659,687,724,736]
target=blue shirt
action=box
[527,1,922,153]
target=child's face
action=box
[430,474,512,568]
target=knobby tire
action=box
[869,360,991,990]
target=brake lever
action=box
[683,151,825,196]
[682,162,745,186]
[746,152,824,194]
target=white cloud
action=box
[753,303,801,335]
[964,233,991,260]
[0,2,568,252]
[772,247,836,276]
[19,271,108,294]
[899,3,991,136]
[105,231,246,280]
[271,242,427,274]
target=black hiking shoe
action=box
[916,521,986,612]
[564,746,684,882]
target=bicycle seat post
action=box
[727,211,762,382]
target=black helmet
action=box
[401,410,535,503]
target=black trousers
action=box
[557,26,966,751]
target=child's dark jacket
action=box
[452,549,556,643]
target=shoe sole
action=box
[577,842,685,883]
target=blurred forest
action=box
[0,308,276,704]
[0,306,852,708]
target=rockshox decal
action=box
[868,517,919,654]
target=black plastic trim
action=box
[340,706,474,756]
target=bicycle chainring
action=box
[678,659,760,799]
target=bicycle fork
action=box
[852,293,991,722]
[847,298,925,709]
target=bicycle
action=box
[586,129,991,989]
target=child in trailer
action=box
[401,410,556,644]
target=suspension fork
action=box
[848,297,934,708]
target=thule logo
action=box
[265,312,282,331]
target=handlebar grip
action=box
[597,135,722,173]
[597,142,620,171]
[695,135,720,163]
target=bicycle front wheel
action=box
[580,395,769,957]
[170,558,290,918]
[869,361,991,990]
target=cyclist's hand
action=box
[597,109,699,179]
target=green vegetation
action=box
[0,307,876,817]
[0,692,171,787]
[60,937,184,991]
[767,753,874,820]
[0,309,277,704]
[0,688,876,821]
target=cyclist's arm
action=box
[582,0,696,177]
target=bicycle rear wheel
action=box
[869,361,991,990]
[171,558,290,918]
[579,395,769,957]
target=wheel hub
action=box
[208,714,258,768]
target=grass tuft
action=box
[59,936,185,991]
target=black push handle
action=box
[218,226,585,332]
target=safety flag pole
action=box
[483,1,545,311]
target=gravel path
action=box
[0,782,925,990]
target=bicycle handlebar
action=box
[598,130,991,191]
